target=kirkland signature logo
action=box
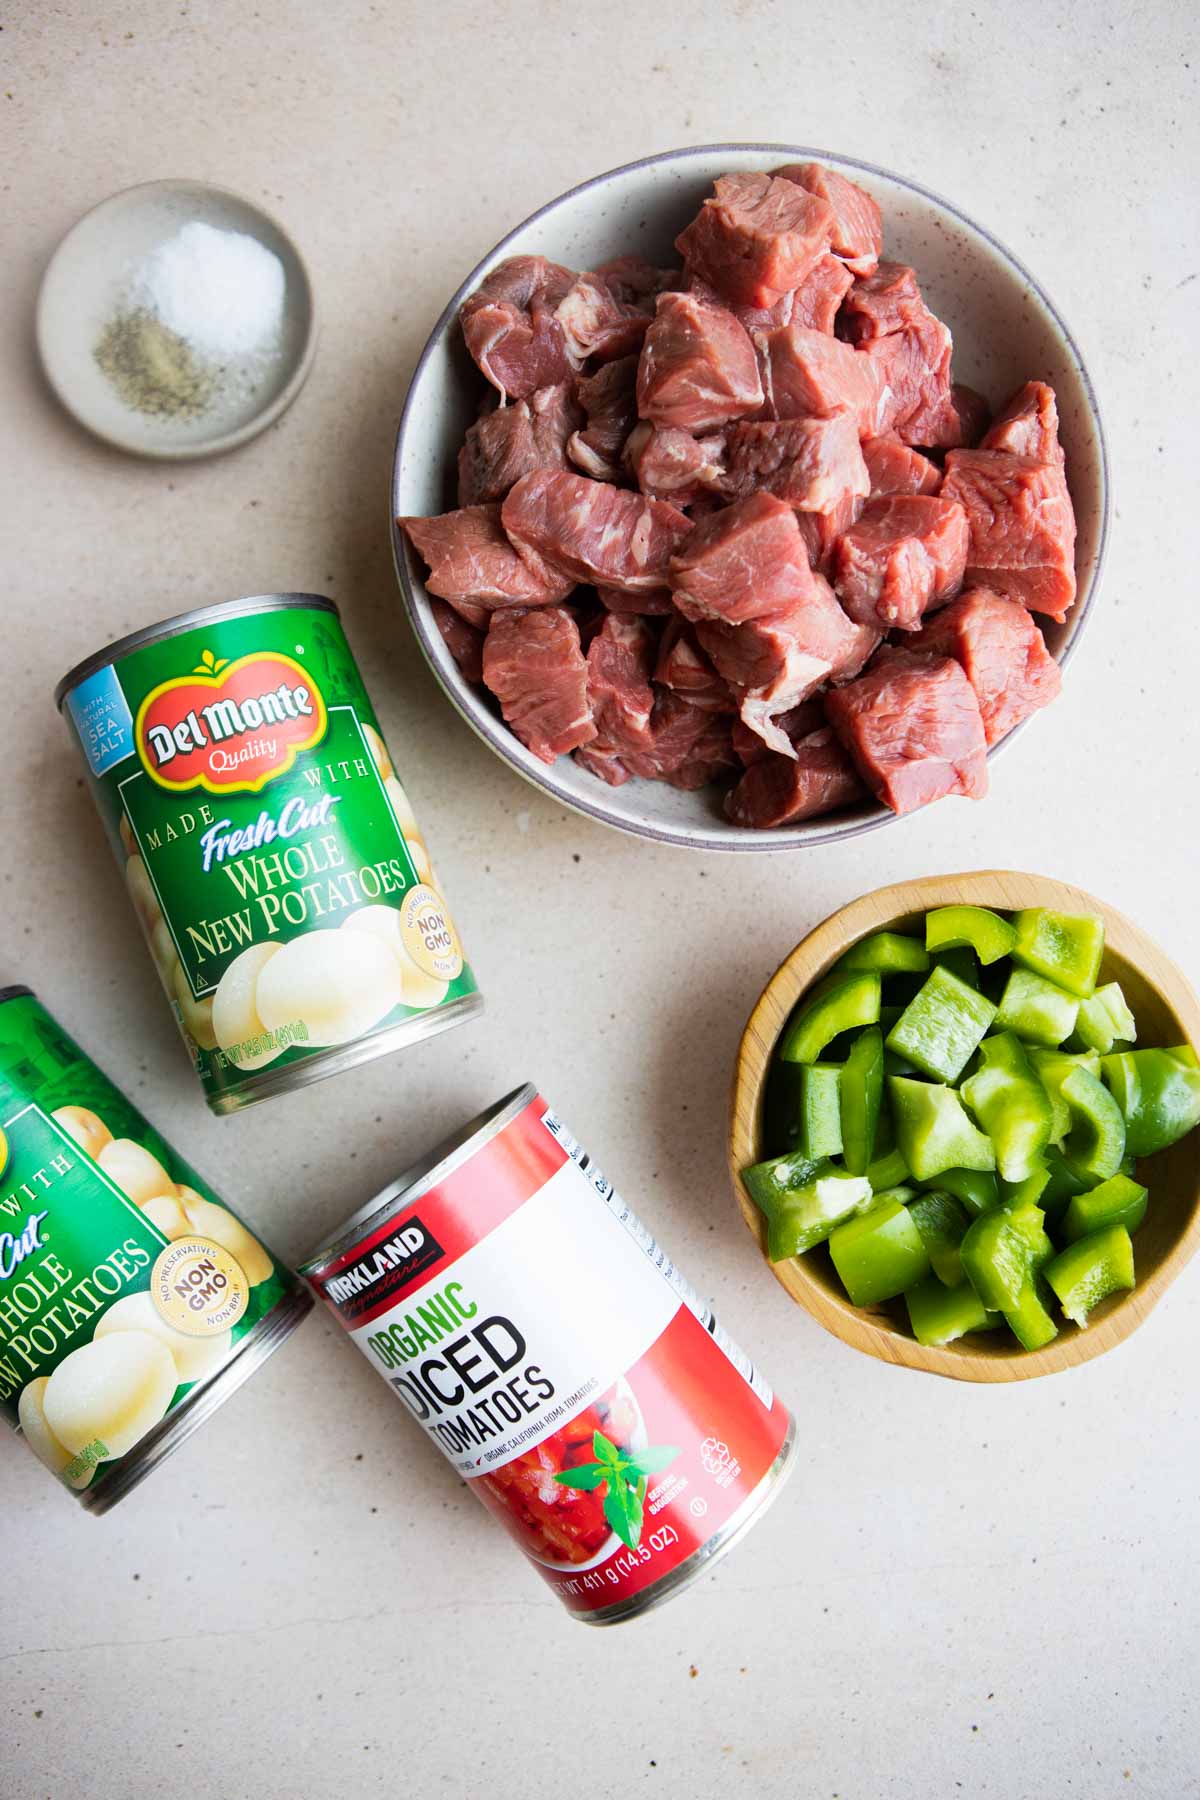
[324,1217,445,1316]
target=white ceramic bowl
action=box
[391,145,1109,852]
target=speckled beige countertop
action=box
[2,6,1199,1797]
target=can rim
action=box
[300,1082,535,1277]
[54,593,340,709]
[0,985,34,1007]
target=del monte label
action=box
[135,648,328,794]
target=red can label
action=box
[308,1096,791,1617]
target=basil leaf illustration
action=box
[626,1444,680,1477]
[592,1429,623,1467]
[552,1463,606,1491]
[602,1479,640,1550]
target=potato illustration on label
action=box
[57,597,481,1114]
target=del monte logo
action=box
[135,649,327,794]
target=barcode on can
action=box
[540,1107,773,1409]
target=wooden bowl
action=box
[729,871,1200,1381]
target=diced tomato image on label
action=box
[303,1087,796,1624]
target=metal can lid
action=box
[300,1082,535,1279]
[0,984,34,1008]
[54,592,340,710]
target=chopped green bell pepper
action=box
[840,1027,883,1175]
[885,966,997,1083]
[1073,982,1137,1056]
[925,1167,1000,1218]
[1045,1224,1135,1326]
[1038,1146,1090,1223]
[995,967,1080,1048]
[960,1031,1054,1181]
[1061,1173,1148,1244]
[1169,1045,1200,1070]
[925,904,1017,966]
[799,1063,844,1159]
[1001,1198,1055,1272]
[780,971,881,1064]
[999,1165,1051,1211]
[889,1077,996,1181]
[828,1197,930,1305]
[905,1274,1001,1347]
[960,1207,1058,1350]
[867,1143,911,1192]
[1028,1047,1102,1144]
[931,946,981,990]
[1100,1048,1200,1157]
[741,1153,873,1261]
[908,1189,971,1287]
[836,931,930,976]
[1060,1065,1127,1183]
[1012,908,1105,998]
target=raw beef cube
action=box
[654,617,735,712]
[760,326,884,433]
[564,593,607,652]
[948,384,992,448]
[791,255,855,332]
[568,354,640,479]
[731,699,825,766]
[773,164,883,277]
[825,649,988,813]
[637,290,764,431]
[864,307,955,447]
[555,273,652,364]
[502,470,692,595]
[796,488,865,575]
[832,494,969,630]
[840,262,926,343]
[400,503,575,609]
[665,713,737,790]
[910,588,1061,745]
[669,491,817,625]
[861,435,940,499]
[458,381,581,504]
[940,449,1077,620]
[726,727,865,828]
[592,255,680,304]
[596,584,676,617]
[430,597,485,683]
[981,380,1064,465]
[676,172,834,307]
[460,256,577,401]
[723,416,869,513]
[577,689,723,787]
[626,421,726,503]
[482,606,595,763]
[586,613,657,750]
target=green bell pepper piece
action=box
[1061,1173,1148,1244]
[960,1031,1054,1181]
[999,1165,1051,1212]
[1012,908,1105,998]
[840,1026,883,1175]
[908,1189,971,1287]
[1001,1198,1055,1272]
[995,967,1080,1048]
[924,1167,999,1218]
[780,971,881,1064]
[959,1207,1058,1350]
[1169,1045,1200,1070]
[931,946,981,990]
[1039,1146,1090,1223]
[1045,1225,1135,1326]
[1073,982,1137,1056]
[889,1077,996,1181]
[828,1197,930,1305]
[873,1185,917,1206]
[905,1274,1002,1346]
[1028,1047,1102,1145]
[867,1143,911,1192]
[925,904,1017,966]
[885,966,997,1083]
[741,1153,873,1261]
[836,931,930,976]
[1100,1048,1200,1157]
[1060,1065,1127,1183]
[799,1063,844,1159]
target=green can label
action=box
[62,599,479,1111]
[0,992,299,1499]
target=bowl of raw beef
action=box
[393,146,1109,849]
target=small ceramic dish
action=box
[37,179,317,460]
[392,144,1110,853]
[729,871,1200,1382]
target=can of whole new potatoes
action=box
[56,595,482,1113]
[0,988,310,1510]
[302,1085,796,1623]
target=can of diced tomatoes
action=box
[301,1084,796,1623]
[55,595,482,1114]
[0,987,310,1511]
